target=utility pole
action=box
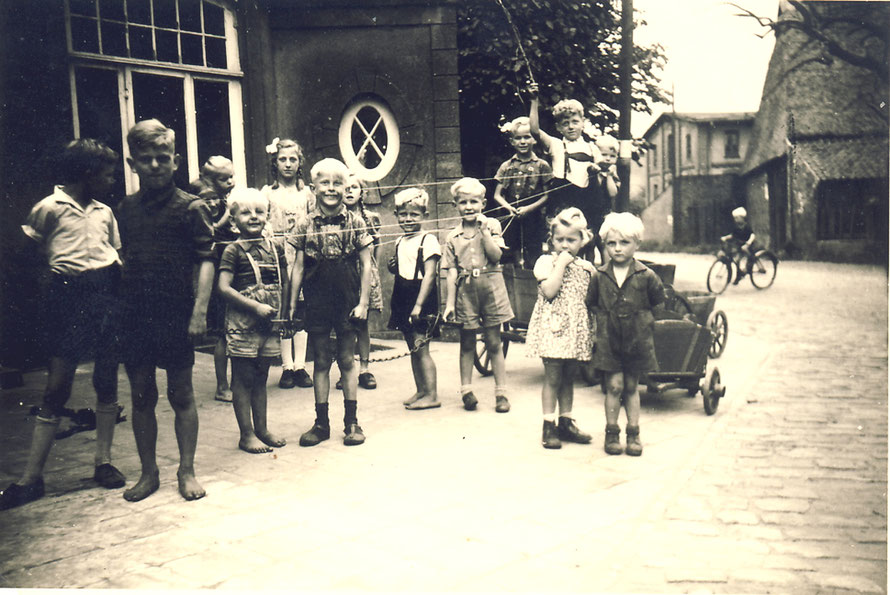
[616,0,633,212]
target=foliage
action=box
[457,0,670,173]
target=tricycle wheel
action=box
[473,325,510,376]
[706,310,729,358]
[706,258,732,294]
[702,367,724,415]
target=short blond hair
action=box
[732,207,747,219]
[127,119,175,154]
[394,187,429,211]
[450,177,485,199]
[552,99,584,121]
[201,155,233,178]
[599,212,645,243]
[227,186,268,216]
[549,207,592,247]
[310,157,349,182]
[500,116,532,137]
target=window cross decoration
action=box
[339,97,400,182]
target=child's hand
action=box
[587,163,601,175]
[479,218,495,236]
[256,303,276,319]
[443,305,455,322]
[408,305,423,324]
[350,303,368,321]
[516,206,529,218]
[555,250,575,267]
[527,82,539,98]
[187,312,207,339]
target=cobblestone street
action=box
[1,253,886,592]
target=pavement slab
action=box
[0,253,886,592]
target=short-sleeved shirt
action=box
[116,184,214,303]
[495,154,553,204]
[219,238,287,292]
[395,232,441,280]
[441,216,506,273]
[287,204,373,262]
[22,186,121,275]
[540,133,603,188]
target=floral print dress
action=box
[526,255,594,360]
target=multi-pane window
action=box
[724,130,740,159]
[65,0,244,196]
[68,0,232,70]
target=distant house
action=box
[0,0,461,368]
[632,112,754,245]
[742,1,889,262]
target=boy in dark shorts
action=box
[288,158,373,447]
[0,139,125,510]
[116,119,215,502]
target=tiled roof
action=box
[795,136,889,181]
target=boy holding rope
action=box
[492,116,552,268]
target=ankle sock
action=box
[344,399,358,426]
[543,413,557,422]
[495,386,507,397]
[460,385,473,396]
[315,403,330,426]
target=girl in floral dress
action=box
[527,207,596,449]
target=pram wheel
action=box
[702,367,725,415]
[706,310,728,358]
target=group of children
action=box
[1,87,672,510]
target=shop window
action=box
[339,96,400,182]
[66,0,244,194]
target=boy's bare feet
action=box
[122,471,160,502]
[177,470,205,501]
[239,436,272,454]
[405,395,441,410]
[403,392,423,406]
[256,431,286,448]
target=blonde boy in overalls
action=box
[218,188,288,453]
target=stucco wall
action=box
[267,4,459,331]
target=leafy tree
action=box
[457,0,669,176]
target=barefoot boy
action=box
[288,158,373,447]
[218,187,288,453]
[117,119,214,501]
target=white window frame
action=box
[65,0,245,193]
[338,97,400,182]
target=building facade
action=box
[632,112,754,245]
[742,1,889,262]
[0,0,460,368]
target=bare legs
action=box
[124,363,204,502]
[231,357,285,453]
[603,371,640,427]
[403,332,439,409]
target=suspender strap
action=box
[413,234,429,281]
[239,239,284,319]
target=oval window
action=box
[338,97,400,181]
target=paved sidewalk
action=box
[0,253,885,592]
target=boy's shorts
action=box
[121,299,195,370]
[227,330,280,359]
[455,271,514,331]
[45,265,121,362]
